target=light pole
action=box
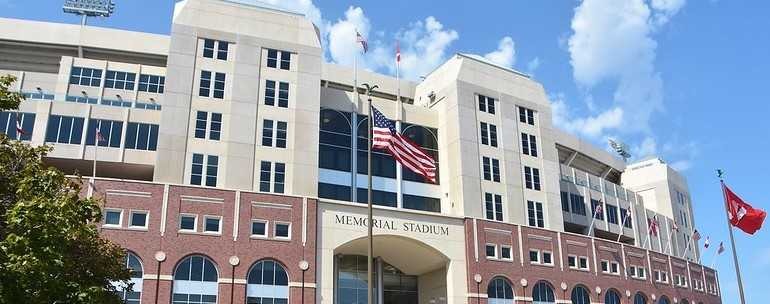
[473,274,482,304]
[299,260,309,303]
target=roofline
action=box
[220,0,306,17]
[456,53,531,79]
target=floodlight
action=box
[62,0,115,18]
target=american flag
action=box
[717,241,725,254]
[356,30,368,53]
[371,106,436,182]
[648,216,659,236]
[96,127,105,143]
[15,115,24,135]
[395,41,401,63]
[692,229,701,241]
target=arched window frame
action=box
[570,285,591,304]
[634,292,648,304]
[246,259,290,304]
[115,251,143,304]
[604,289,622,304]
[658,296,671,304]
[532,280,556,304]
[487,276,515,304]
[172,254,219,304]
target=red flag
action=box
[648,217,659,237]
[723,183,766,235]
[717,241,725,254]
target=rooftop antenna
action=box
[608,138,631,163]
[63,0,115,57]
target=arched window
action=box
[604,289,621,304]
[400,123,439,183]
[634,293,648,304]
[247,259,289,304]
[681,300,689,304]
[658,296,670,304]
[115,252,143,304]
[356,115,397,179]
[532,281,555,304]
[173,255,218,304]
[318,109,354,201]
[487,277,514,304]
[570,285,590,304]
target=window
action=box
[266,49,292,70]
[202,38,229,60]
[561,192,570,212]
[488,278,514,304]
[275,222,290,239]
[529,250,539,263]
[264,80,289,107]
[532,281,555,304]
[578,256,589,270]
[527,200,545,228]
[318,109,352,175]
[530,250,552,266]
[500,246,512,260]
[194,111,222,141]
[203,216,221,234]
[69,66,102,87]
[104,70,136,90]
[568,255,589,270]
[0,112,35,141]
[485,244,497,258]
[246,260,289,304]
[524,166,541,190]
[482,157,501,182]
[198,71,225,99]
[125,122,159,151]
[568,255,577,268]
[190,154,218,187]
[478,94,496,114]
[117,252,143,304]
[634,293,648,304]
[610,261,619,274]
[479,122,498,147]
[45,115,84,144]
[571,286,590,304]
[518,106,535,125]
[173,255,218,304]
[129,211,148,228]
[485,193,504,221]
[605,290,621,304]
[251,220,268,237]
[179,214,197,231]
[138,74,165,93]
[630,265,647,279]
[86,119,123,148]
[658,296,671,304]
[262,119,287,148]
[570,193,586,215]
[104,209,122,226]
[606,204,618,224]
[591,199,604,220]
[259,161,286,193]
[521,133,538,157]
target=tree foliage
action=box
[0,75,23,111]
[0,75,130,303]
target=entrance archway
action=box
[333,234,450,304]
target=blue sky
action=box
[2,0,769,302]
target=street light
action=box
[608,139,631,163]
[62,0,115,57]
[473,274,482,304]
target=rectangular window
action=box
[529,250,539,263]
[206,155,218,187]
[606,204,618,224]
[0,112,35,141]
[179,214,197,231]
[518,106,535,125]
[124,122,159,151]
[578,256,589,270]
[129,211,148,228]
[264,80,275,106]
[264,80,289,108]
[199,71,224,99]
[45,115,84,144]
[542,251,553,265]
[274,162,285,193]
[601,260,609,273]
[203,216,221,233]
[251,220,268,237]
[259,161,271,192]
[484,193,503,221]
[478,94,496,114]
[190,154,218,187]
[190,153,204,185]
[275,121,287,148]
[195,111,207,139]
[194,111,222,141]
[266,49,292,70]
[275,222,290,239]
[500,246,512,260]
[86,119,123,148]
[570,194,586,215]
[568,255,577,268]
[69,66,102,87]
[104,70,136,90]
[610,262,619,274]
[262,119,274,146]
[485,244,497,259]
[521,133,538,157]
[104,209,122,226]
[482,157,491,181]
[138,74,165,93]
[213,72,225,99]
[278,82,289,108]
[202,38,229,60]
[479,122,498,147]
[527,200,545,228]
[209,113,222,140]
[561,191,570,212]
[591,199,604,220]
[203,38,215,58]
[524,166,541,190]
[480,122,488,145]
[261,120,288,148]
[199,71,211,97]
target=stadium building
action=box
[0,0,721,303]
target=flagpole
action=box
[395,41,403,209]
[617,213,627,242]
[92,128,97,190]
[709,246,719,268]
[680,230,691,259]
[367,90,374,304]
[720,176,747,304]
[586,207,598,237]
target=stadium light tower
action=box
[62,0,115,57]
[608,139,631,163]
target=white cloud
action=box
[483,36,516,68]
[262,0,328,47]
[393,17,460,80]
[550,93,624,139]
[326,6,371,67]
[632,136,658,158]
[526,57,541,74]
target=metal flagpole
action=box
[719,173,746,304]
[586,206,599,237]
[92,127,98,191]
[680,229,692,259]
[366,88,374,304]
[395,41,403,209]
[616,213,628,242]
[710,246,719,268]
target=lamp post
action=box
[228,256,240,304]
[299,260,309,303]
[473,274,482,304]
[153,251,166,304]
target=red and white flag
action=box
[717,241,725,254]
[672,222,679,232]
[371,106,436,182]
[648,216,659,237]
[723,182,766,235]
[704,236,710,249]
[692,229,701,241]
[356,30,368,53]
[96,127,105,143]
[395,41,401,63]
[15,115,24,135]
[593,203,603,218]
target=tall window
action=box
[518,106,535,125]
[105,70,136,90]
[202,38,229,60]
[357,115,396,178]
[658,296,671,304]
[527,200,545,228]
[266,49,291,70]
[45,115,84,144]
[191,154,218,187]
[487,277,514,304]
[485,193,503,221]
[591,199,604,220]
[86,119,123,148]
[604,289,621,304]
[482,157,501,182]
[570,194,586,215]
[478,94,496,114]
[0,112,35,141]
[524,166,541,190]
[400,123,440,184]
[606,204,618,224]
[561,192,570,212]
[173,255,218,304]
[480,122,498,147]
[620,208,633,228]
[264,80,289,108]
[247,260,289,304]
[138,74,165,93]
[125,122,159,151]
[262,119,287,148]
[521,133,538,157]
[634,293,648,304]
[116,252,143,304]
[260,161,286,193]
[69,66,102,87]
[532,281,555,304]
[199,71,225,99]
[570,286,590,304]
[194,111,222,141]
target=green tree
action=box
[0,74,131,303]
